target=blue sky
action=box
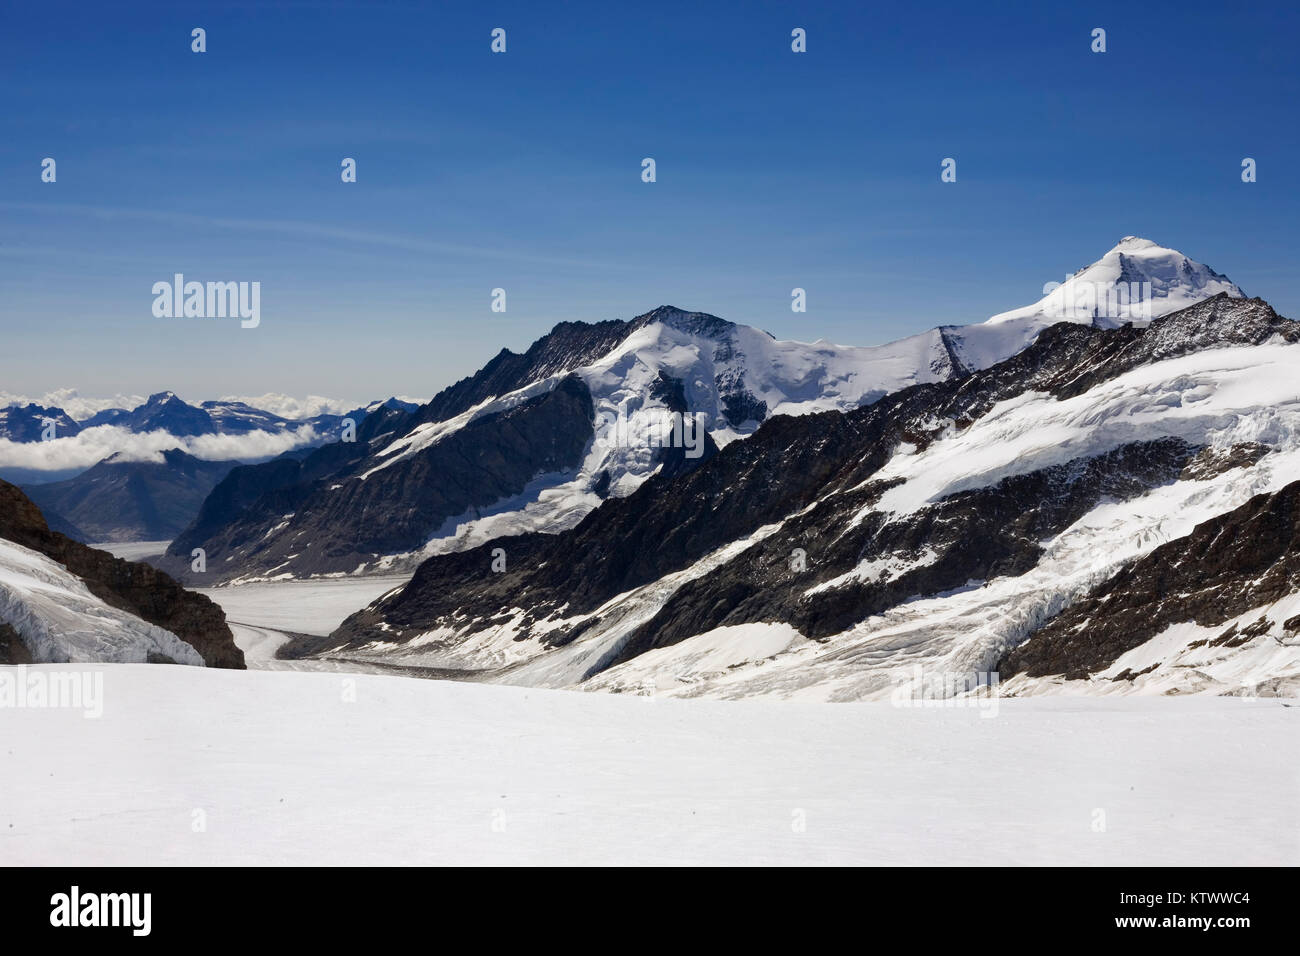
[2,0,1298,404]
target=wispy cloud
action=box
[0,201,625,272]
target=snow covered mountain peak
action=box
[940,238,1248,373]
[635,304,707,323]
[988,237,1244,330]
[630,305,738,341]
[1111,235,1161,252]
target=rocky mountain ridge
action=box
[306,293,1299,700]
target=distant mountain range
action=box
[0,390,421,445]
[0,404,81,443]
[2,394,422,541]
[22,449,237,543]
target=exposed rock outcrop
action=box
[0,480,243,668]
[1001,478,1300,680]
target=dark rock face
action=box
[0,620,33,665]
[170,456,311,556]
[325,408,866,653]
[0,480,243,668]
[411,320,642,427]
[1043,295,1296,400]
[22,449,236,543]
[933,328,972,378]
[411,305,756,430]
[121,392,216,437]
[1001,478,1300,680]
[719,382,768,428]
[687,312,771,429]
[648,371,720,479]
[163,376,597,582]
[1179,442,1270,481]
[0,404,81,442]
[328,297,1297,677]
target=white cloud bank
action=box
[0,424,325,473]
[217,393,360,419]
[0,389,146,422]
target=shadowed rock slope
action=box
[0,480,243,668]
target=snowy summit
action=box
[987,236,1244,328]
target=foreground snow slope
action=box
[2,665,1294,865]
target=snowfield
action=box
[195,575,412,669]
[867,342,1300,518]
[196,575,409,639]
[2,664,1295,866]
